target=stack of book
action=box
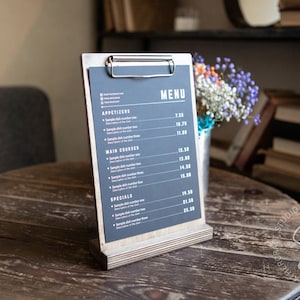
[210,90,269,167]
[102,0,176,32]
[234,90,300,171]
[252,101,300,193]
[278,0,300,26]
[210,90,300,172]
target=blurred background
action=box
[1,0,299,165]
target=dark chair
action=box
[0,86,56,173]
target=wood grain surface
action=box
[0,161,299,299]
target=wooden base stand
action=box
[89,224,213,270]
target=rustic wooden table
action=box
[0,161,299,300]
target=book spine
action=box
[274,104,300,124]
[225,91,268,166]
[123,0,134,32]
[234,102,276,170]
[273,137,300,157]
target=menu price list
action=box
[89,65,201,242]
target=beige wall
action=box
[0,0,96,161]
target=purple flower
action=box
[253,114,261,125]
[193,53,260,130]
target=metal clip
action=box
[105,55,175,78]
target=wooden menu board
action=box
[82,53,213,269]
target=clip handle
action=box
[105,55,175,78]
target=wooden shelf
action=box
[100,27,300,41]
[98,27,300,51]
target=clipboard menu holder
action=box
[82,53,213,270]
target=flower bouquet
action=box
[193,54,260,199]
[193,54,260,134]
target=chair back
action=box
[0,87,56,172]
